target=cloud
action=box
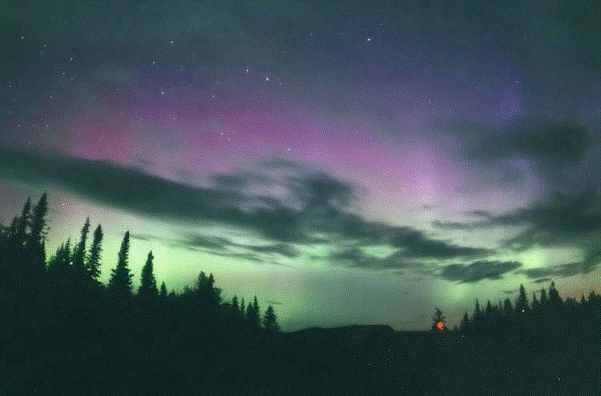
[183,235,229,250]
[531,277,552,284]
[329,248,383,269]
[447,119,592,165]
[328,242,487,270]
[434,188,601,260]
[264,300,284,305]
[438,260,522,283]
[386,226,492,259]
[245,243,300,258]
[0,147,494,267]
[516,249,601,280]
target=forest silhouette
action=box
[1,194,600,395]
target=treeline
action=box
[457,282,601,339]
[0,194,281,395]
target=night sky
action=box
[1,1,600,331]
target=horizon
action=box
[1,0,600,332]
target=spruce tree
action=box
[28,193,48,246]
[15,197,31,246]
[459,312,470,332]
[515,284,529,313]
[263,305,280,332]
[195,271,221,307]
[108,231,133,298]
[72,217,90,273]
[26,193,48,275]
[86,225,103,280]
[246,296,261,330]
[47,240,72,271]
[548,281,562,306]
[473,299,483,329]
[531,292,540,310]
[540,288,548,306]
[503,298,513,317]
[240,297,246,317]
[138,251,158,304]
[159,281,168,300]
[232,295,239,313]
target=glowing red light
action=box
[436,321,444,331]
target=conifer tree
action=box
[503,298,513,317]
[515,284,529,313]
[246,296,261,330]
[540,288,548,306]
[485,300,493,319]
[195,271,221,307]
[28,193,48,246]
[459,312,470,332]
[138,251,158,304]
[473,299,483,328]
[239,297,246,316]
[159,281,168,300]
[531,292,540,310]
[72,217,90,273]
[548,281,562,306]
[86,225,103,280]
[15,197,31,246]
[108,231,133,298]
[232,295,239,313]
[6,216,18,239]
[47,240,72,271]
[263,305,280,332]
[26,193,48,275]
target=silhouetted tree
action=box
[263,305,280,332]
[232,295,240,313]
[25,193,48,277]
[540,288,548,306]
[472,299,484,330]
[503,298,513,317]
[107,231,133,299]
[27,193,48,246]
[48,239,72,271]
[240,297,246,317]
[459,312,471,332]
[138,251,158,308]
[159,281,168,300]
[195,271,221,307]
[246,296,261,330]
[515,284,529,313]
[14,197,31,246]
[531,292,540,310]
[485,300,493,319]
[86,224,103,280]
[72,217,90,273]
[548,281,562,306]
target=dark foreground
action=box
[3,324,600,395]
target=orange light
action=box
[436,321,444,331]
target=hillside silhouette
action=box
[1,195,600,395]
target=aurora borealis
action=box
[1,1,600,331]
